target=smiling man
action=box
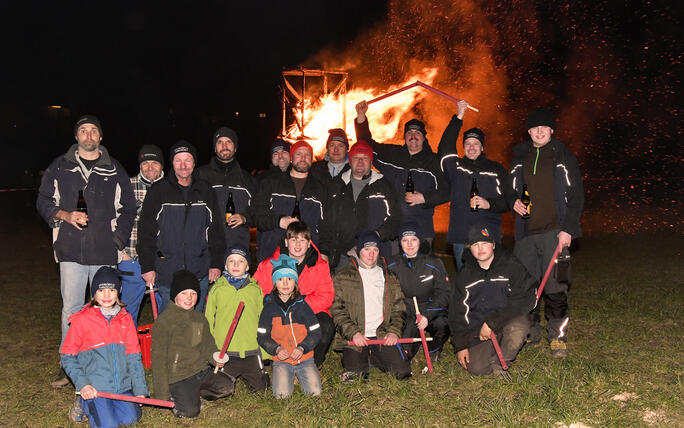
[253,221,335,369]
[137,141,225,314]
[438,100,511,271]
[310,128,351,184]
[37,115,136,388]
[449,224,536,378]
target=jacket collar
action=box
[64,144,114,168]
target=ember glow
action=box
[284,67,439,157]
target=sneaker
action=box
[51,368,71,388]
[69,396,87,423]
[550,340,567,358]
[339,371,366,384]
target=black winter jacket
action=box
[438,116,511,244]
[309,158,350,185]
[252,169,328,262]
[198,157,257,249]
[319,170,401,268]
[509,139,584,240]
[37,144,136,265]
[388,252,450,321]
[355,118,449,239]
[136,171,225,288]
[448,248,536,351]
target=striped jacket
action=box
[61,304,148,396]
[126,171,164,258]
[448,248,536,352]
[37,144,136,265]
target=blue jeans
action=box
[272,359,321,399]
[81,391,141,428]
[117,259,146,327]
[157,275,209,314]
[59,262,112,346]
[452,243,465,271]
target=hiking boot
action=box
[550,340,567,358]
[69,396,87,423]
[339,371,366,384]
[51,368,71,388]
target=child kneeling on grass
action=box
[151,270,235,418]
[205,245,270,393]
[61,266,149,428]
[257,254,322,398]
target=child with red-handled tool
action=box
[60,266,149,427]
[205,245,270,393]
[257,254,322,398]
[151,270,234,418]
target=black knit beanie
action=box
[213,127,239,150]
[170,270,201,303]
[74,115,103,137]
[526,108,555,130]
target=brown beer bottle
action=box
[77,189,88,229]
[470,177,479,212]
[225,192,235,226]
[292,199,301,219]
[405,170,415,194]
[520,184,531,219]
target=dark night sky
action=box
[1,0,682,231]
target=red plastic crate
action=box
[137,324,152,369]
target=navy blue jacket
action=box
[198,157,257,249]
[136,170,225,288]
[319,169,401,269]
[448,248,537,351]
[355,118,449,239]
[438,116,511,244]
[37,144,136,265]
[388,252,450,321]
[251,169,328,262]
[509,139,584,240]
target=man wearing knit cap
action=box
[354,102,449,250]
[331,230,411,383]
[256,138,291,182]
[137,140,226,313]
[508,108,584,358]
[310,128,351,184]
[252,139,328,262]
[38,114,136,388]
[438,100,511,271]
[118,144,165,326]
[319,140,401,271]
[449,224,536,377]
[198,126,257,251]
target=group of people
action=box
[37,99,583,426]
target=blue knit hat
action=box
[356,230,380,254]
[90,266,121,299]
[398,221,422,241]
[225,244,249,264]
[271,254,298,284]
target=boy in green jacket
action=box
[151,270,234,418]
[205,245,270,392]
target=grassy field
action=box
[0,197,682,427]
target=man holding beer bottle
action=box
[37,115,136,388]
[198,127,256,252]
[509,108,584,358]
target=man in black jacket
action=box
[137,141,225,313]
[255,138,290,182]
[388,222,450,362]
[252,140,328,262]
[438,100,511,270]
[354,101,449,249]
[319,140,401,271]
[198,127,257,251]
[449,224,536,377]
[310,128,351,184]
[509,108,584,358]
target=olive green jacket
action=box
[331,258,406,351]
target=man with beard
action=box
[255,138,290,182]
[252,140,328,262]
[137,141,225,313]
[355,102,449,250]
[198,127,257,251]
[438,100,511,271]
[310,128,351,184]
[119,145,165,325]
[319,140,401,271]
[37,115,136,388]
